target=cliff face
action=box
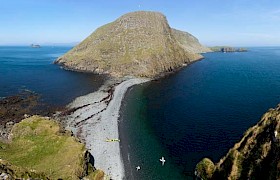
[55,11,207,77]
[196,105,280,180]
[171,28,212,53]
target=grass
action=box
[57,11,203,77]
[0,116,88,179]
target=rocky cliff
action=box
[171,28,212,53]
[55,11,208,77]
[196,104,280,180]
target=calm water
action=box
[120,47,280,179]
[0,46,106,106]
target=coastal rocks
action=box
[0,91,39,141]
[0,91,38,123]
[0,172,10,180]
[0,91,63,141]
[196,104,280,180]
[55,11,207,78]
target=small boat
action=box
[105,138,120,142]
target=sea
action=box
[0,46,106,107]
[1,46,280,179]
[119,47,280,179]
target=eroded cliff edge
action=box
[55,11,209,77]
[196,104,280,180]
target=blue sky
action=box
[0,0,279,46]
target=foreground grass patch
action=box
[0,116,95,179]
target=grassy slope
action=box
[56,11,202,77]
[0,116,103,179]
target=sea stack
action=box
[196,104,280,180]
[55,11,210,77]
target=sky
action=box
[0,0,280,46]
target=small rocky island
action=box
[31,44,41,48]
[196,104,280,180]
[210,46,248,52]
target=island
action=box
[210,46,248,52]
[31,44,41,48]
[55,11,211,78]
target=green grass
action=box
[0,116,88,179]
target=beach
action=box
[61,78,149,179]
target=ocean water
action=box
[0,46,106,106]
[120,47,280,179]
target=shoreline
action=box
[55,56,205,179]
[59,77,150,179]
[55,56,204,80]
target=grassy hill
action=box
[55,11,206,78]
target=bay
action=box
[0,46,106,106]
[120,47,280,179]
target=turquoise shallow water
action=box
[0,46,106,106]
[120,47,280,179]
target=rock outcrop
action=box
[0,91,62,141]
[55,11,208,77]
[196,104,280,180]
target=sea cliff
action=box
[55,11,208,78]
[196,104,280,180]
